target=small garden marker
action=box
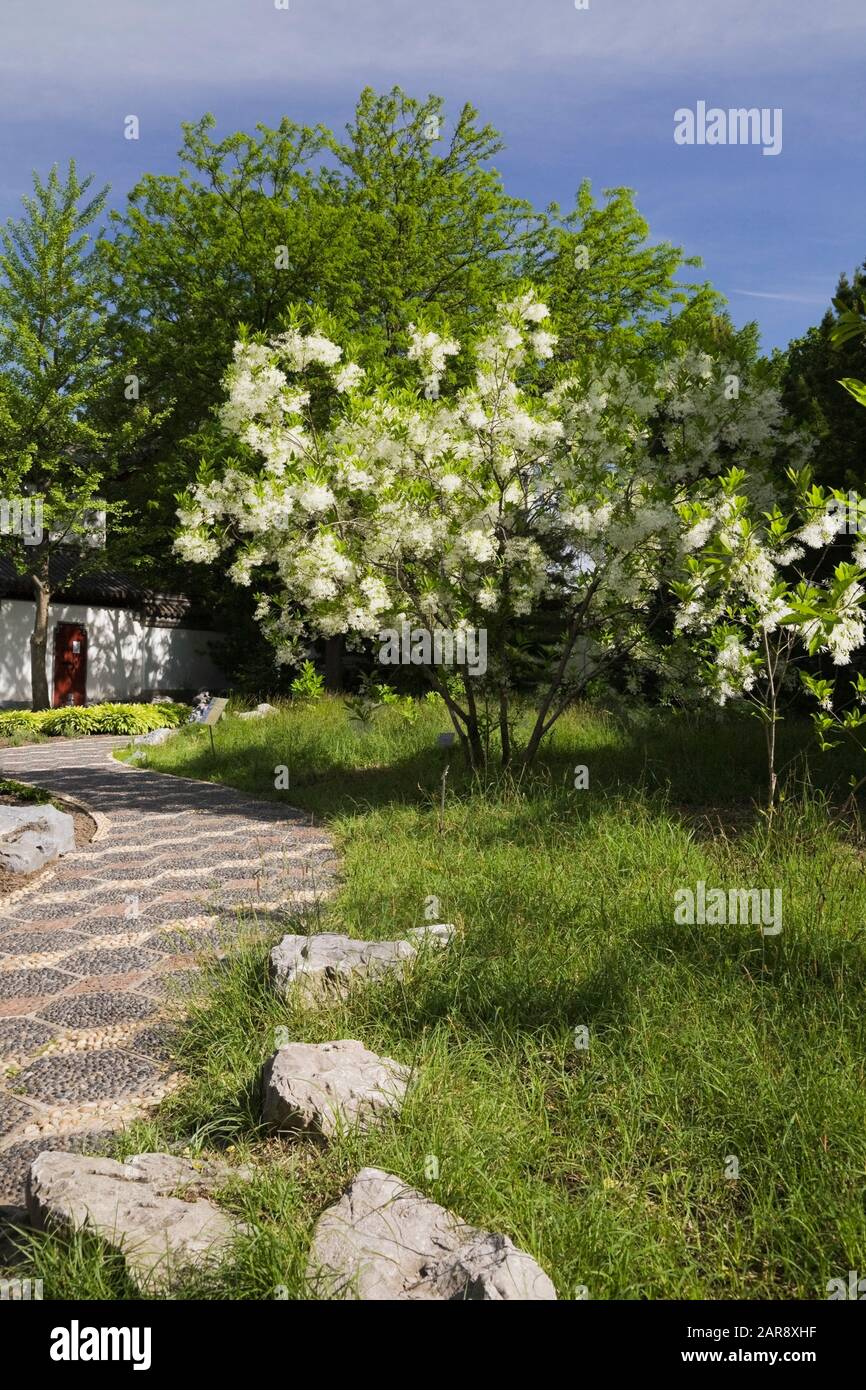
[202,697,228,756]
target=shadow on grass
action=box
[140,710,863,837]
[157,899,866,1133]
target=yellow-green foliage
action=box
[0,702,190,737]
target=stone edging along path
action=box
[0,736,338,1211]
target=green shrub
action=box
[0,702,190,738]
[0,711,38,735]
[377,683,420,724]
[289,660,325,703]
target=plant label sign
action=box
[202,697,228,726]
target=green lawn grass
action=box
[6,698,866,1299]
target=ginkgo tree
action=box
[176,290,805,769]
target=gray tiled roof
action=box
[0,554,198,625]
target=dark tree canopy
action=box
[781,264,866,492]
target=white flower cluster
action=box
[714,634,758,705]
[801,581,866,666]
[407,325,460,395]
[269,329,344,371]
[798,507,846,549]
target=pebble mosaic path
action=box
[0,737,337,1210]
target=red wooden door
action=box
[52,623,88,707]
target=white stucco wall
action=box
[0,598,225,707]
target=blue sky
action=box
[1,0,863,351]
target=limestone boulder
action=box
[262,1040,410,1138]
[270,923,454,1003]
[237,703,278,720]
[132,727,177,747]
[26,1151,251,1293]
[0,803,75,874]
[307,1167,557,1300]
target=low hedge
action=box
[0,702,190,737]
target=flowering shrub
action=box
[176,293,804,767]
[672,466,866,806]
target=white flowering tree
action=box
[176,292,803,769]
[672,467,866,810]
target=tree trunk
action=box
[29,554,52,711]
[761,629,780,819]
[460,673,485,771]
[522,629,580,768]
[499,687,511,769]
[323,635,343,691]
[423,666,482,771]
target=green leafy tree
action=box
[540,180,711,365]
[100,89,743,701]
[101,88,546,585]
[0,163,149,709]
[324,87,547,352]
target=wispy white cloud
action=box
[732,289,831,304]
[2,0,864,105]
[1,0,861,354]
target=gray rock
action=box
[119,1152,255,1190]
[26,1151,250,1293]
[133,727,176,746]
[270,923,454,1003]
[237,702,278,720]
[262,1040,410,1138]
[0,803,76,874]
[405,924,454,949]
[307,1168,557,1300]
